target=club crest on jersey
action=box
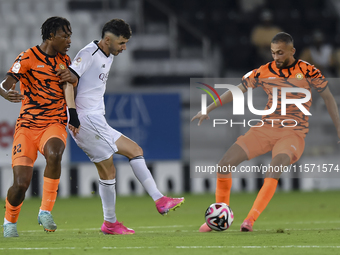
[295,73,304,80]
[74,57,82,66]
[59,63,66,70]
[12,62,21,73]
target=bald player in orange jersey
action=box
[192,32,340,232]
[0,17,80,237]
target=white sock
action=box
[129,156,163,201]
[4,218,11,225]
[39,209,50,214]
[99,179,117,223]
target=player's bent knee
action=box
[13,181,31,194]
[271,153,291,166]
[45,151,63,165]
[131,145,143,158]
[95,159,116,180]
[218,158,236,168]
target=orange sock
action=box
[40,177,60,212]
[245,178,278,225]
[215,173,232,205]
[5,198,23,223]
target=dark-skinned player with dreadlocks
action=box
[0,16,80,237]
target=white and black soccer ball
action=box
[205,202,234,231]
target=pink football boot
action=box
[101,221,135,235]
[240,219,253,232]
[155,196,185,215]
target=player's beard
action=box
[276,58,290,69]
[108,46,120,56]
[114,49,122,56]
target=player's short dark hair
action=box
[101,19,132,39]
[271,32,294,45]
[41,16,72,41]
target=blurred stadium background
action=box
[1,0,340,199]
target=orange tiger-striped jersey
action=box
[7,46,71,131]
[241,59,328,136]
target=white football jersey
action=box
[69,41,114,116]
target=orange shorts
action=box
[12,124,67,167]
[235,126,305,164]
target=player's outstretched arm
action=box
[319,86,340,141]
[63,82,80,136]
[0,76,24,103]
[191,83,247,126]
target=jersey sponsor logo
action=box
[12,62,21,73]
[59,63,66,70]
[99,72,109,82]
[37,65,45,68]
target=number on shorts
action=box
[13,143,22,155]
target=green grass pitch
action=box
[1,190,339,255]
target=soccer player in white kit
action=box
[63,19,184,235]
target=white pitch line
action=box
[18,220,340,233]
[136,225,196,229]
[175,246,340,249]
[0,247,78,250]
[259,220,340,225]
[0,245,340,251]
[21,225,195,232]
[138,230,193,233]
[133,221,340,227]
[20,226,340,233]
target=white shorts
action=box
[70,114,122,163]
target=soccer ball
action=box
[205,202,234,231]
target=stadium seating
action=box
[0,0,340,197]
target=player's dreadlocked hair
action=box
[271,32,294,45]
[101,19,132,39]
[41,16,72,41]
